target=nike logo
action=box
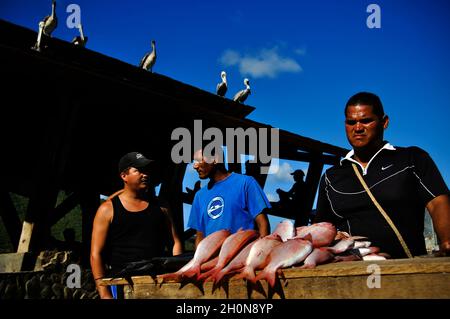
[381,164,393,171]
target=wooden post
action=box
[25,187,59,252]
[17,221,34,253]
[244,156,271,189]
[296,154,324,227]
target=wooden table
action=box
[100,257,450,299]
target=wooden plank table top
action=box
[100,257,450,299]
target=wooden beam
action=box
[17,221,34,253]
[99,257,450,299]
[297,156,324,227]
[279,148,341,166]
[0,191,22,250]
[243,155,271,189]
[25,188,59,252]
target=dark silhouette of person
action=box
[244,160,265,188]
[276,170,309,226]
[61,228,82,259]
[185,180,201,203]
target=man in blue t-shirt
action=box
[188,149,271,247]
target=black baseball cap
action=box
[291,169,305,177]
[118,152,154,173]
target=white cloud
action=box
[266,162,294,183]
[220,47,302,79]
[266,193,279,202]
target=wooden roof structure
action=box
[0,20,347,261]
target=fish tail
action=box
[267,271,277,288]
[254,269,267,282]
[234,267,255,282]
[255,269,275,287]
[182,264,200,280]
[198,268,217,282]
[212,269,226,285]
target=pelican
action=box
[31,22,44,52]
[233,78,251,103]
[139,40,157,72]
[216,71,227,97]
[40,0,58,37]
[72,24,88,47]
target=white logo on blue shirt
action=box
[207,197,224,219]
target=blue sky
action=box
[2,0,449,230]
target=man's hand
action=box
[427,195,450,257]
[434,240,450,257]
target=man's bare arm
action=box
[194,230,205,249]
[427,194,450,256]
[255,212,270,237]
[90,201,113,299]
[161,206,183,256]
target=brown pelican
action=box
[72,24,88,47]
[233,78,251,103]
[41,0,58,37]
[216,71,228,97]
[139,40,157,72]
[31,22,44,52]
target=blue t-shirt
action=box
[188,173,271,236]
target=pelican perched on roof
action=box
[216,71,228,97]
[31,22,45,52]
[72,24,88,47]
[233,78,251,103]
[139,40,157,72]
[40,0,58,37]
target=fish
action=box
[157,258,195,283]
[326,236,368,254]
[201,256,219,272]
[255,238,313,287]
[357,246,380,256]
[294,222,337,247]
[353,241,372,249]
[362,254,386,261]
[197,229,258,281]
[158,229,230,282]
[234,234,283,283]
[334,231,351,241]
[300,247,335,269]
[272,220,295,242]
[210,241,257,289]
[326,238,355,254]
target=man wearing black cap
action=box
[275,169,309,226]
[90,152,183,299]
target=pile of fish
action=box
[158,220,389,289]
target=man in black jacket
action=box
[315,92,450,258]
